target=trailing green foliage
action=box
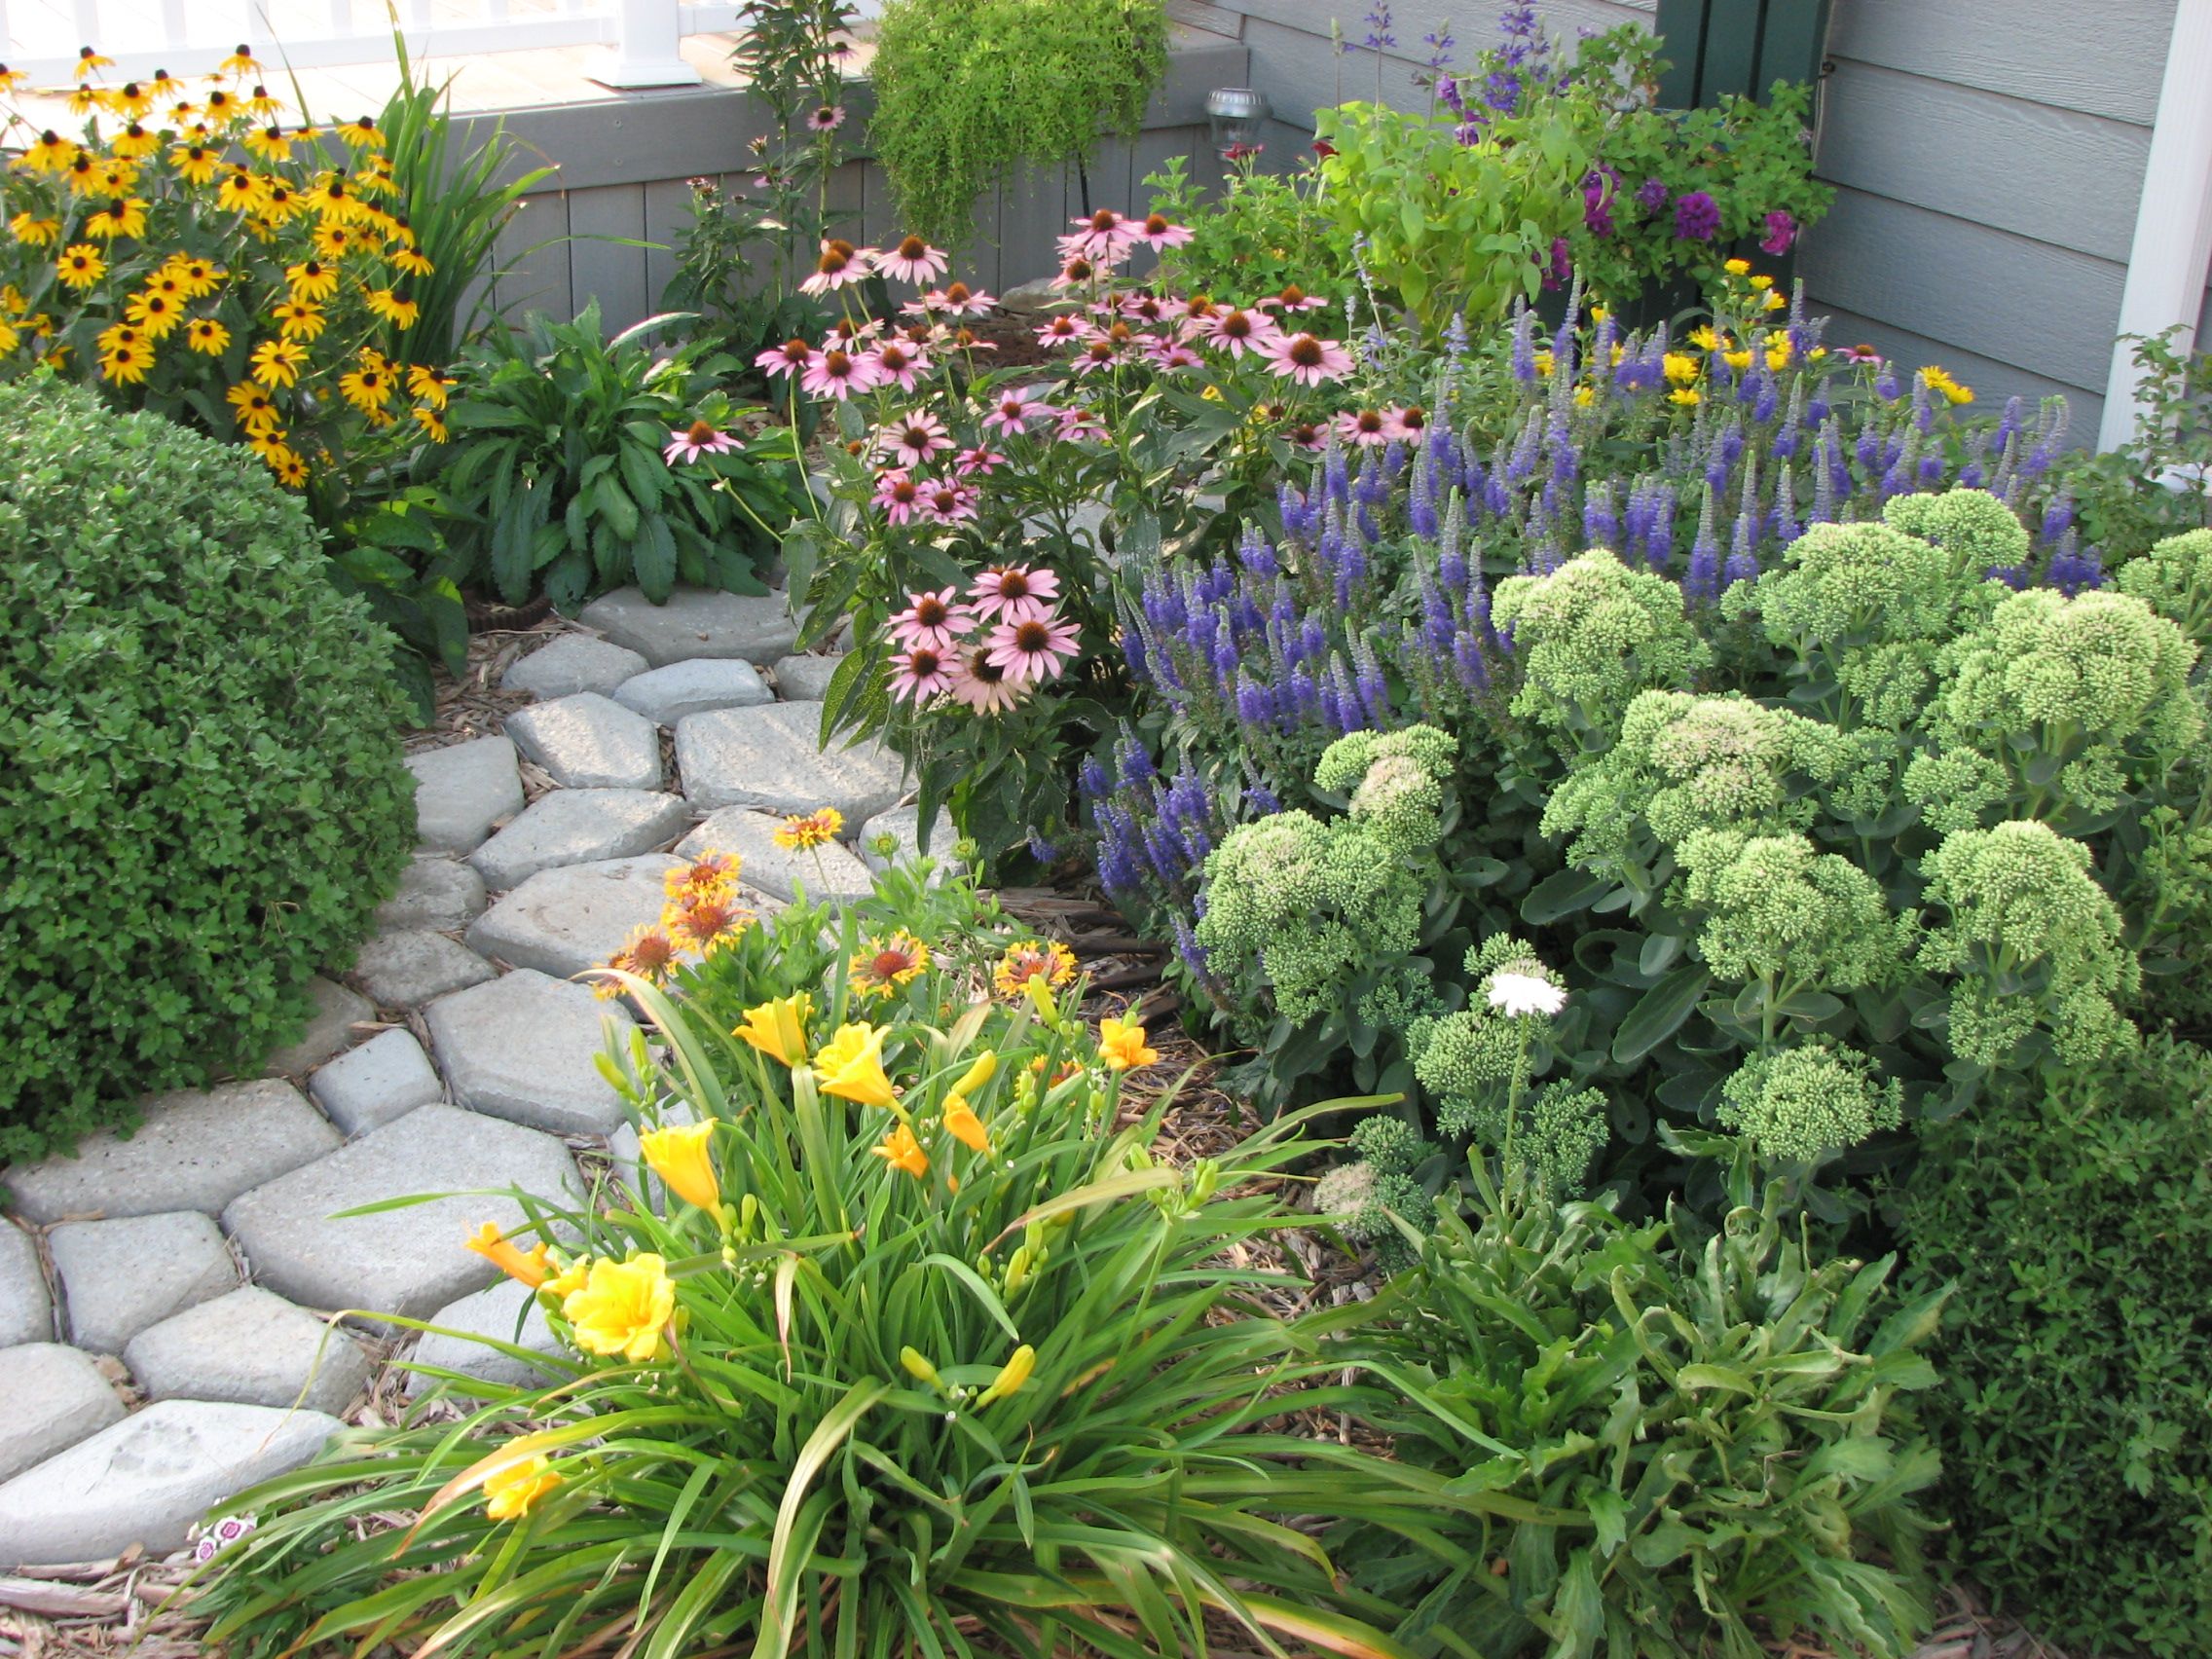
[1341,1165,1946,1659]
[1141,152,1359,308]
[869,0,1168,250]
[439,305,804,608]
[1898,1032,2212,1658]
[0,379,411,1161]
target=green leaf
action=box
[1611,967,1714,1065]
[1521,867,1612,925]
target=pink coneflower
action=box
[1053,406,1107,443]
[756,336,818,380]
[866,339,930,392]
[981,387,1055,435]
[826,314,883,347]
[1259,283,1327,313]
[1336,407,1390,448]
[801,347,881,399]
[955,445,1007,475]
[916,480,979,525]
[1381,404,1428,442]
[1199,308,1279,357]
[873,470,924,525]
[806,103,847,132]
[969,564,1059,624]
[888,644,956,703]
[1131,211,1193,251]
[1072,337,1123,375]
[986,610,1081,684]
[1035,313,1091,349]
[908,279,994,317]
[1284,420,1328,451]
[1051,256,1100,290]
[875,233,947,284]
[1063,206,1140,263]
[1118,291,1173,325]
[799,239,870,296]
[1181,294,1219,321]
[1838,344,1884,364]
[948,645,1023,714]
[1261,329,1354,387]
[890,586,972,652]
[878,412,953,468]
[664,419,742,464]
[1145,340,1202,371]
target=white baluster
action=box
[595,0,699,88]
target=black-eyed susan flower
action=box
[0,320,21,355]
[75,46,115,79]
[225,379,282,433]
[412,404,447,443]
[170,141,220,185]
[388,244,435,277]
[165,100,199,127]
[108,81,152,119]
[92,160,137,197]
[246,432,296,469]
[269,449,309,488]
[109,122,158,160]
[311,220,356,260]
[268,300,324,342]
[405,363,450,408]
[9,213,57,246]
[65,85,100,118]
[363,286,417,329]
[165,255,222,296]
[20,130,73,172]
[82,197,146,240]
[258,181,302,224]
[241,125,290,163]
[336,358,391,414]
[124,289,183,336]
[284,258,336,303]
[214,167,262,212]
[244,83,281,119]
[848,932,930,1000]
[217,43,260,76]
[338,114,384,150]
[0,64,27,93]
[145,67,183,101]
[181,315,229,354]
[248,335,306,387]
[355,161,396,197]
[55,243,105,289]
[61,148,98,193]
[97,328,153,386]
[201,87,237,120]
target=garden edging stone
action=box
[675,700,908,821]
[502,633,648,699]
[349,929,497,1008]
[504,693,662,792]
[0,1345,125,1485]
[468,789,693,891]
[464,856,687,982]
[425,970,639,1136]
[48,1211,238,1355]
[577,585,801,667]
[406,736,525,855]
[611,657,774,726]
[124,1286,373,1415]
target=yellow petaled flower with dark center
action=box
[110,123,158,160]
[246,84,282,120]
[561,1254,675,1362]
[413,405,448,443]
[10,214,58,246]
[337,364,389,413]
[171,143,220,185]
[993,939,1077,1000]
[285,258,337,303]
[215,168,263,212]
[260,183,303,224]
[601,924,680,993]
[341,114,386,149]
[183,317,230,354]
[269,301,325,342]
[364,287,419,329]
[483,1455,562,1522]
[848,932,930,1000]
[124,290,181,336]
[83,199,148,240]
[249,337,307,387]
[312,221,355,260]
[97,332,153,386]
[226,381,282,433]
[271,450,309,488]
[246,430,293,463]
[94,163,136,196]
[773,806,843,850]
[242,125,290,162]
[406,363,451,407]
[21,130,73,171]
[55,244,105,289]
[61,149,98,193]
[389,245,435,277]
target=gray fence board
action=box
[566,183,651,333]
[1827,0,2175,127]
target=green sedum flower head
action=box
[1917,819,2142,1066]
[1318,723,1456,850]
[1492,550,1711,747]
[1717,1041,1902,1161]
[2115,527,2212,650]
[1881,486,2031,577]
[1677,830,1902,991]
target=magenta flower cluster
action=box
[886,566,1080,714]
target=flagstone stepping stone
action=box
[406,1278,571,1398]
[264,976,376,1076]
[311,1028,444,1137]
[49,1212,237,1355]
[222,1103,579,1325]
[772,653,846,701]
[0,1400,342,1567]
[0,1222,52,1347]
[613,658,774,726]
[469,789,692,891]
[676,807,873,903]
[349,930,496,1008]
[0,1346,123,1485]
[503,633,648,699]
[465,855,683,982]
[375,855,489,932]
[425,970,637,1136]
[675,702,907,821]
[578,585,801,668]
[4,1081,340,1226]
[858,803,954,876]
[125,1287,372,1416]
[505,693,661,791]
[407,735,524,855]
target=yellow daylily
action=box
[484,1455,563,1521]
[977,1344,1035,1407]
[1097,1014,1160,1073]
[735,992,812,1067]
[951,1050,998,1098]
[639,1120,719,1212]
[464,1222,550,1289]
[871,1122,929,1180]
[942,1094,989,1154]
[562,1254,675,1362]
[814,1021,898,1109]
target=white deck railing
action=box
[2,0,876,91]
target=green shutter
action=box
[1653,0,1833,107]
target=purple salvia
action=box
[1451,628,1491,690]
[1510,305,1537,384]
[2041,494,2075,544]
[1583,478,1619,548]
[1645,481,1677,570]
[1685,487,1721,603]
[1772,461,1800,546]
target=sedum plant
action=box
[200,854,1454,1659]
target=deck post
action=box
[594,0,703,89]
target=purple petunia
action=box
[1759,209,1797,255]
[1635,176,1671,214]
[1674,191,1720,241]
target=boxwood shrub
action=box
[1898,1031,2212,1657]
[0,379,413,1162]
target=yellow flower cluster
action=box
[1919,363,1975,406]
[597,849,755,992]
[0,49,451,485]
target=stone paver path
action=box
[0,584,921,1569]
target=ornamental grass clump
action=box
[199,891,1457,1659]
[0,379,412,1161]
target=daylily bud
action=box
[976,1343,1035,1406]
[942,1094,989,1154]
[900,1346,940,1385]
[1022,973,1058,1026]
[1004,1243,1035,1298]
[951,1050,998,1097]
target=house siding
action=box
[1198,0,2182,442]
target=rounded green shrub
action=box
[0,379,412,1162]
[1899,1032,2212,1657]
